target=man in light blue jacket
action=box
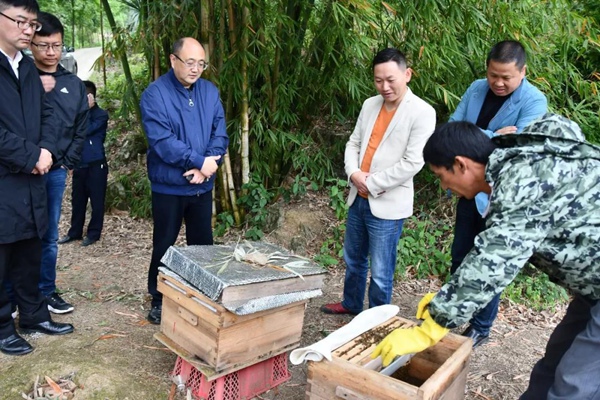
[448,40,547,347]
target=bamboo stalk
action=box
[240,4,250,186]
[218,165,229,213]
[224,152,241,225]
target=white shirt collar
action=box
[0,48,24,78]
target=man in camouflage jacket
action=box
[376,114,600,399]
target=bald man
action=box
[140,37,229,324]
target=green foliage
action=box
[327,178,349,220]
[237,174,277,241]
[38,0,129,48]
[106,169,151,219]
[503,265,570,311]
[279,176,319,203]
[314,178,349,267]
[101,54,149,120]
[213,212,235,238]
[396,215,453,280]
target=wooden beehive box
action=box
[306,316,471,400]
[156,272,307,379]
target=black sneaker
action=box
[46,292,74,314]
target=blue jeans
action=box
[521,296,600,399]
[39,167,67,296]
[451,197,499,336]
[341,197,404,313]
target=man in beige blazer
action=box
[322,48,436,315]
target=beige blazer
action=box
[344,88,436,219]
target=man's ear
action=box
[453,156,469,173]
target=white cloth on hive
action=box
[289,304,399,365]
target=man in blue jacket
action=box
[141,37,229,324]
[0,0,73,356]
[29,12,87,315]
[59,80,109,247]
[448,40,547,347]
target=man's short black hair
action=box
[0,0,39,13]
[35,11,63,38]
[83,80,96,97]
[372,48,407,70]
[423,121,498,170]
[486,40,526,70]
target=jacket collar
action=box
[167,68,195,92]
[508,77,528,104]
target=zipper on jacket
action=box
[187,88,194,107]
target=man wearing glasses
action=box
[28,12,88,315]
[140,37,229,324]
[0,0,74,356]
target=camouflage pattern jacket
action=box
[430,114,600,328]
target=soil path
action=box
[0,190,564,400]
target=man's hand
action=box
[495,126,517,135]
[34,148,53,175]
[371,315,449,366]
[350,171,370,196]
[200,155,221,179]
[183,168,206,184]
[87,93,95,109]
[40,75,56,93]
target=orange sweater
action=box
[358,106,396,198]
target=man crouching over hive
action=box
[373,114,600,399]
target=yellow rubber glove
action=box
[371,314,450,366]
[416,292,436,320]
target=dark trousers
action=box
[451,197,501,336]
[148,191,213,307]
[521,296,600,399]
[0,237,50,338]
[68,162,108,241]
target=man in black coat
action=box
[0,0,73,356]
[29,11,87,314]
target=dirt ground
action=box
[0,185,566,400]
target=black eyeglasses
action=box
[31,42,63,52]
[173,54,209,71]
[0,11,42,32]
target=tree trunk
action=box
[100,0,143,129]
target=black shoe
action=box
[147,305,162,325]
[81,236,97,247]
[46,292,74,314]
[20,320,74,335]
[462,325,489,348]
[0,333,33,355]
[57,235,81,244]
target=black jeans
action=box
[0,237,50,338]
[147,191,213,307]
[68,161,108,241]
[451,197,500,335]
